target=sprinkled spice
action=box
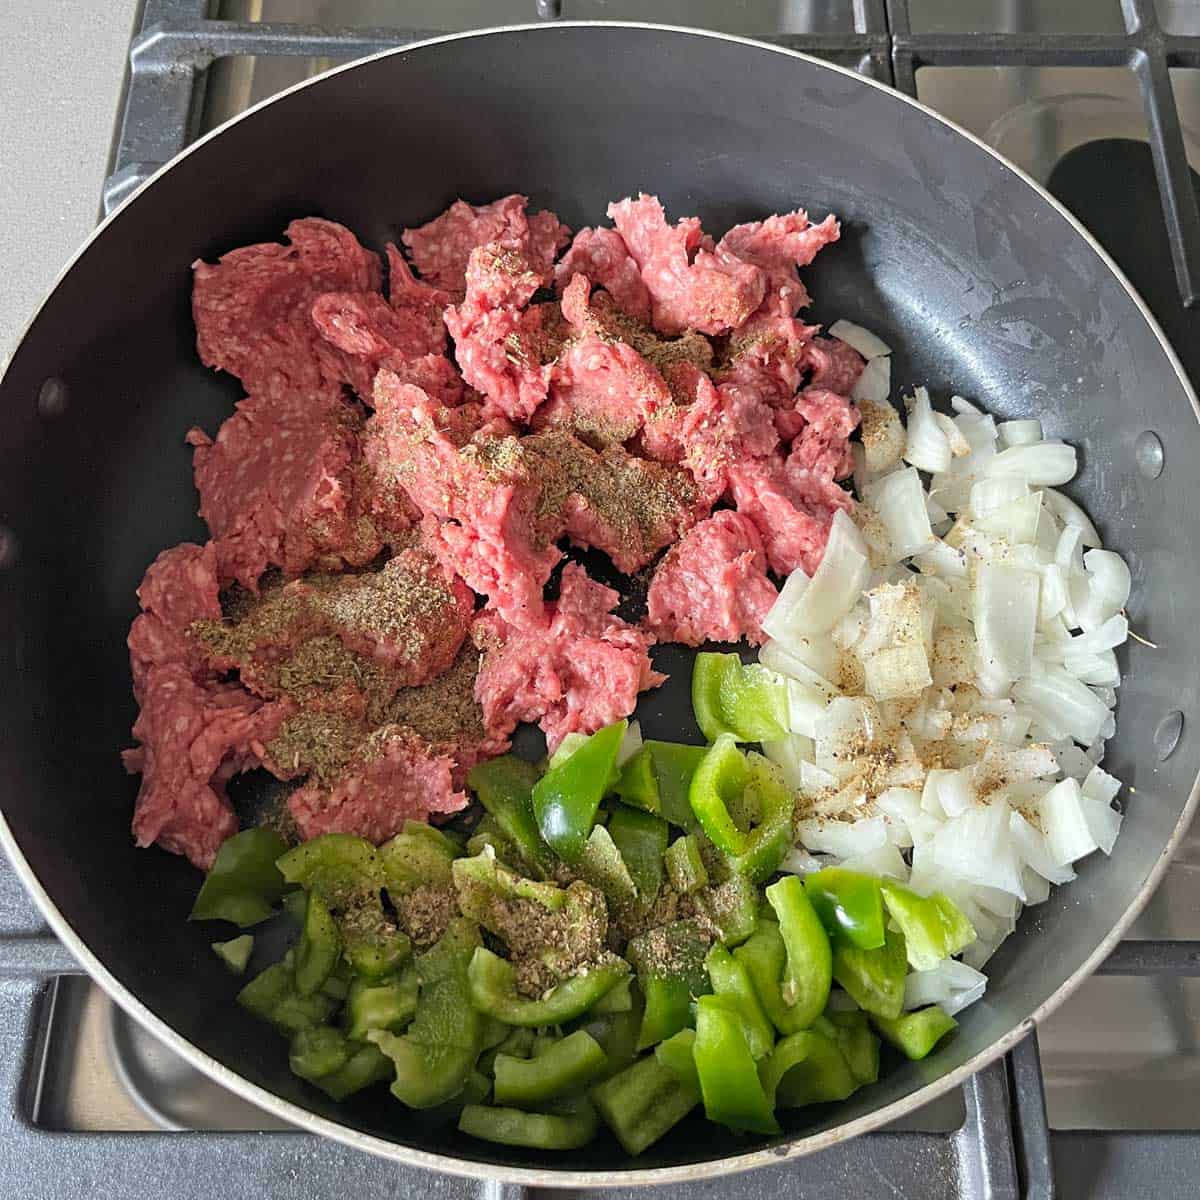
[377,641,487,749]
[394,882,460,949]
[265,711,367,786]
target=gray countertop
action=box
[0,1,141,363]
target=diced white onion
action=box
[795,816,888,858]
[1009,810,1076,885]
[1039,778,1098,865]
[969,476,1029,517]
[998,419,1043,447]
[975,563,1040,688]
[778,845,828,875]
[904,959,988,1015]
[1042,488,1102,547]
[863,467,936,562]
[986,440,1078,487]
[1081,764,1121,805]
[762,510,869,638]
[950,395,982,416]
[1013,667,1110,746]
[852,357,894,407]
[1075,549,1132,630]
[786,679,830,738]
[974,491,1043,544]
[933,411,972,457]
[829,318,891,360]
[761,735,815,792]
[903,388,953,474]
[930,802,1026,899]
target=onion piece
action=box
[973,491,1043,544]
[852,357,894,408]
[1075,549,1132,631]
[986,440,1077,486]
[787,678,831,738]
[829,318,891,360]
[1039,778,1098,865]
[933,411,972,457]
[975,563,1040,688]
[930,802,1026,899]
[762,510,869,638]
[1013,667,1111,746]
[761,734,815,792]
[778,845,828,875]
[1042,488,1102,547]
[758,635,840,684]
[998,419,1043,447]
[841,841,909,881]
[904,959,988,1015]
[795,815,888,859]
[1081,764,1121,805]
[1009,810,1076,884]
[903,388,953,474]
[862,467,936,562]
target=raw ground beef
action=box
[192,217,381,401]
[554,227,653,322]
[645,511,778,646]
[287,725,467,842]
[473,564,664,751]
[402,195,569,297]
[130,191,858,869]
[608,194,766,335]
[718,210,840,317]
[127,542,221,700]
[125,665,292,869]
[187,386,414,591]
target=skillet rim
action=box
[1,20,1197,1186]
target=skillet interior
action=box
[0,24,1197,1177]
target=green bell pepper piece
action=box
[579,1002,642,1082]
[237,961,338,1034]
[590,1054,701,1155]
[212,934,254,975]
[574,825,639,910]
[827,1009,881,1086]
[343,925,411,982]
[379,821,460,895]
[289,1025,354,1083]
[627,920,711,1049]
[689,740,792,882]
[295,890,342,997]
[190,829,290,927]
[665,835,708,896]
[532,720,627,864]
[704,943,774,1060]
[693,994,780,1135]
[832,925,908,1020]
[465,813,515,862]
[881,883,976,971]
[479,1027,535,1077]
[459,1098,599,1150]
[804,868,887,951]
[872,1005,958,1059]
[453,847,567,917]
[319,956,352,1001]
[654,1028,700,1090]
[492,1029,607,1106]
[734,918,800,1035]
[276,833,383,904]
[693,874,761,948]
[316,1041,394,1100]
[766,876,833,1027]
[344,964,419,1041]
[467,946,629,1028]
[468,755,555,877]
[368,917,482,1108]
[281,888,309,925]
[615,742,707,829]
[760,1028,858,1107]
[692,652,788,743]
[591,976,633,1014]
[607,806,668,902]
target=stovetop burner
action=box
[5,2,1199,1196]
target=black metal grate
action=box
[4,1,1174,1196]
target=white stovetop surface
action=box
[0,0,140,363]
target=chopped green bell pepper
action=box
[344,964,419,1040]
[804,868,887,951]
[212,934,254,975]
[479,1027,535,1078]
[316,1041,394,1100]
[492,1030,607,1106]
[627,920,711,1050]
[692,652,788,743]
[689,740,792,882]
[826,1009,881,1086]
[343,924,411,982]
[368,917,482,1109]
[574,825,639,910]
[665,835,708,896]
[615,741,707,829]
[881,883,976,972]
[295,890,342,997]
[532,720,627,864]
[289,1025,354,1083]
[607,806,668,902]
[654,1028,700,1090]
[760,1027,857,1107]
[580,1002,643,1082]
[704,943,774,1060]
[590,1054,701,1155]
[468,755,555,878]
[693,993,780,1135]
[591,976,633,1014]
[379,821,460,895]
[190,829,290,927]
[237,961,338,1034]
[467,946,630,1028]
[459,1097,599,1150]
[832,925,908,1020]
[277,833,383,904]
[766,876,833,1027]
[693,874,761,948]
[872,1005,958,1059]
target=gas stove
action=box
[6,2,1200,1196]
